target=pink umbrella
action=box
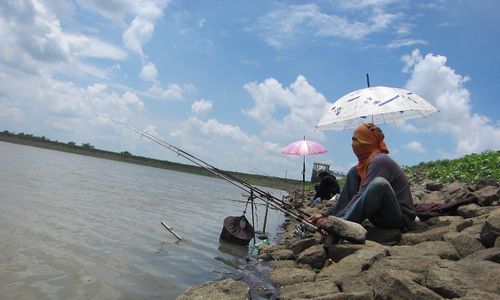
[281,138,327,199]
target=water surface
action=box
[0,141,285,299]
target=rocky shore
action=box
[176,178,500,299]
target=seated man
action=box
[308,171,340,207]
[307,123,416,232]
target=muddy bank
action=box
[176,178,500,299]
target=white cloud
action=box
[243,75,328,141]
[66,34,127,60]
[387,39,427,49]
[123,17,155,58]
[402,49,500,156]
[0,105,25,122]
[140,62,159,82]
[404,140,425,153]
[191,99,213,114]
[147,83,195,101]
[251,4,399,49]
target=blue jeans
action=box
[329,167,407,230]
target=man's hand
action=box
[307,213,327,226]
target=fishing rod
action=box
[115,121,317,231]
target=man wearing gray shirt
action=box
[308,123,416,232]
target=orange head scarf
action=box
[351,123,389,185]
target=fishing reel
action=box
[293,222,316,238]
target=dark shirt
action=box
[315,175,340,200]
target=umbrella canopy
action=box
[281,139,327,156]
[281,139,327,199]
[315,86,438,131]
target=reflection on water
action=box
[0,142,285,299]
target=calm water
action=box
[0,141,285,299]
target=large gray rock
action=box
[402,224,458,245]
[444,232,485,258]
[370,255,442,276]
[257,244,295,261]
[317,247,387,282]
[269,267,316,286]
[374,269,442,300]
[366,227,402,245]
[424,260,500,298]
[175,279,250,300]
[319,216,367,244]
[480,208,500,247]
[296,244,326,270]
[390,241,460,260]
[474,185,499,206]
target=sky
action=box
[1,0,499,181]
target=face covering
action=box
[351,123,389,185]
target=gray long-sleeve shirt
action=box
[331,153,416,222]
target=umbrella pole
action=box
[302,156,306,201]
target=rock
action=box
[317,247,387,282]
[175,279,250,300]
[257,248,294,261]
[374,269,442,300]
[425,216,464,226]
[424,260,500,298]
[444,232,485,258]
[459,289,500,300]
[480,208,500,247]
[269,267,316,286]
[269,260,296,269]
[366,227,402,245]
[390,241,460,260]
[474,185,499,206]
[286,237,316,255]
[319,216,367,244]
[278,280,340,299]
[495,236,500,247]
[296,244,326,269]
[370,255,442,276]
[456,204,491,219]
[442,182,466,196]
[456,219,474,232]
[402,224,458,245]
[426,181,443,191]
[462,248,500,263]
[327,240,386,263]
[461,224,483,238]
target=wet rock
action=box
[269,267,315,286]
[390,241,460,260]
[374,269,442,300]
[319,216,367,244]
[365,227,402,245]
[286,237,316,255]
[257,245,295,261]
[424,260,500,298]
[462,247,500,263]
[296,244,326,270]
[444,232,485,258]
[480,208,500,247]
[278,280,340,299]
[426,181,443,191]
[175,278,250,300]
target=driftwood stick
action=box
[161,221,183,241]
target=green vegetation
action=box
[0,130,302,192]
[404,150,500,184]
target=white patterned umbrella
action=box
[315,86,438,131]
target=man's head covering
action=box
[351,123,389,185]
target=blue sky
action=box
[1,0,499,180]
